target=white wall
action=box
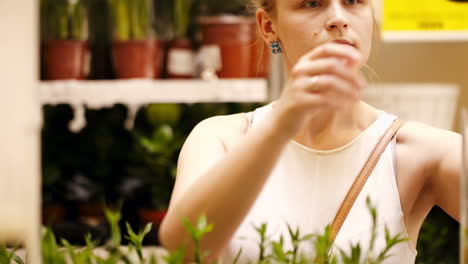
[369,42,468,132]
[0,1,42,263]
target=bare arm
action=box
[430,127,461,222]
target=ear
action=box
[256,8,278,45]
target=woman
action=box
[159,0,461,262]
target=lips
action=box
[332,39,356,47]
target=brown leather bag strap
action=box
[329,119,406,244]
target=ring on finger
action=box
[310,75,321,92]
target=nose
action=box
[325,3,349,30]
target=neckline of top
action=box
[289,110,388,156]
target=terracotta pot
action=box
[154,39,165,79]
[166,38,195,79]
[78,202,106,224]
[112,39,156,79]
[43,39,90,80]
[42,204,65,224]
[250,28,270,78]
[198,15,256,78]
[139,208,167,226]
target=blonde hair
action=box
[249,0,275,14]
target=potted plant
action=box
[132,125,179,231]
[70,105,133,227]
[40,0,90,80]
[66,174,108,226]
[152,0,174,79]
[198,0,269,78]
[87,0,115,79]
[107,0,159,79]
[166,0,198,79]
[131,104,184,230]
[41,105,82,225]
[42,165,66,224]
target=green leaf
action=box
[12,254,25,264]
[254,223,268,239]
[163,246,185,264]
[339,243,361,264]
[312,225,335,264]
[253,222,270,262]
[42,227,67,264]
[70,0,88,40]
[270,235,290,263]
[181,214,214,264]
[104,207,122,248]
[125,222,153,262]
[107,0,152,40]
[109,0,130,40]
[231,247,243,264]
[174,0,196,38]
[182,217,197,239]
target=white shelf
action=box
[39,79,269,132]
[383,31,468,42]
[39,79,268,107]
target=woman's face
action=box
[270,0,374,70]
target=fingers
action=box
[296,74,361,105]
[301,42,363,69]
[275,41,367,131]
[291,57,366,91]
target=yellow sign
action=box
[383,0,468,31]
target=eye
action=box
[304,1,320,8]
[345,0,358,5]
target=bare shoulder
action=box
[171,112,251,203]
[398,121,461,221]
[188,112,251,150]
[396,120,461,205]
[396,120,461,155]
[196,112,250,132]
[396,120,461,174]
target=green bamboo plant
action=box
[174,0,197,39]
[0,244,24,264]
[41,227,67,264]
[107,0,154,41]
[40,0,89,40]
[4,197,406,263]
[182,215,214,264]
